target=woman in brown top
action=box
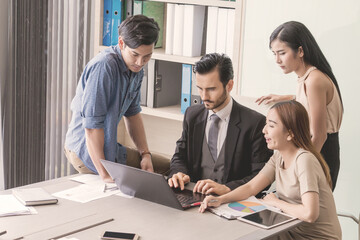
[200,101,341,240]
[256,21,343,190]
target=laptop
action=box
[101,159,205,210]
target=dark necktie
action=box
[208,114,221,161]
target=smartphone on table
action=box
[101,231,139,240]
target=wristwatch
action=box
[140,151,152,159]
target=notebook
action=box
[12,188,58,206]
[100,159,205,210]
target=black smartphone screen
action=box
[103,231,136,239]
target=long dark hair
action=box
[271,101,332,189]
[270,21,343,108]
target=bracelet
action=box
[140,151,152,158]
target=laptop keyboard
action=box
[173,189,205,207]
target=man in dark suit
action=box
[168,53,272,196]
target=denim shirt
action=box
[65,45,143,173]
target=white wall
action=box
[0,0,8,190]
[240,0,360,238]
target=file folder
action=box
[165,3,175,55]
[153,61,182,108]
[191,70,201,106]
[181,64,192,114]
[147,60,182,108]
[111,0,122,45]
[216,8,228,54]
[142,1,165,48]
[225,9,235,60]
[103,0,112,46]
[140,64,148,106]
[103,0,122,46]
[182,5,205,57]
[125,0,133,19]
[173,4,185,55]
[147,59,156,108]
[133,0,143,15]
[134,1,164,48]
[206,7,218,54]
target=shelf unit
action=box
[92,0,245,155]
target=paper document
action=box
[54,174,132,203]
[0,195,37,217]
[209,196,280,220]
[53,184,121,203]
[71,174,118,190]
[70,174,105,184]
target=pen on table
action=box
[103,184,118,193]
[49,218,114,239]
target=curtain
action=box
[45,0,92,180]
[3,0,48,188]
[2,0,93,189]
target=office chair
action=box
[337,211,359,240]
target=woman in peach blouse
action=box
[200,101,341,240]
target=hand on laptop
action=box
[193,179,231,196]
[168,172,190,190]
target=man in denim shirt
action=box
[65,15,159,182]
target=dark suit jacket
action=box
[169,99,272,190]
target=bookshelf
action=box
[92,0,245,155]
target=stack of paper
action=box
[12,188,58,206]
[0,195,37,217]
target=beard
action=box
[203,87,228,110]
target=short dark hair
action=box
[270,21,343,107]
[118,15,160,49]
[194,53,234,87]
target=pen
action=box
[103,184,118,193]
[190,202,202,207]
[49,218,114,239]
[209,199,218,203]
